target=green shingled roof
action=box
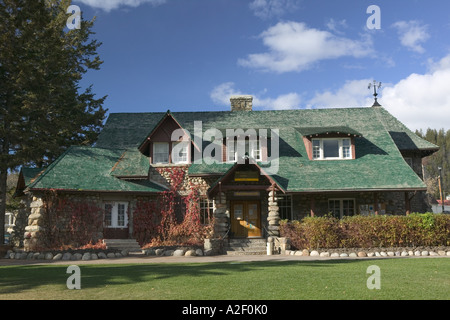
[30,105,436,194]
[28,146,165,193]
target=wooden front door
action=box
[231,201,261,238]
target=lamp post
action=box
[438,167,444,213]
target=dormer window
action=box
[153,142,169,164]
[226,138,262,163]
[312,138,352,160]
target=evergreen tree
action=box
[416,128,450,200]
[0,0,107,244]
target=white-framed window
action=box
[312,138,352,160]
[277,195,293,220]
[5,212,15,227]
[328,198,355,219]
[104,202,128,228]
[199,199,214,225]
[172,141,189,164]
[153,142,169,164]
[227,138,261,163]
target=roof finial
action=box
[368,80,382,107]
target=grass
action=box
[0,258,449,300]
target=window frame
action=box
[199,198,214,225]
[277,194,293,220]
[226,138,262,163]
[328,198,355,219]
[104,202,129,228]
[312,138,353,160]
[153,142,170,164]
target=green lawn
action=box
[0,258,448,300]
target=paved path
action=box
[1,252,447,266]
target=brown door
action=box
[231,201,261,238]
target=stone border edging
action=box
[284,248,450,258]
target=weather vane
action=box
[368,80,382,106]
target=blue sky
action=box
[73,0,450,131]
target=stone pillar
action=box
[24,196,45,252]
[213,192,228,238]
[267,190,280,236]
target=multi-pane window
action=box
[328,199,355,218]
[104,202,128,228]
[312,138,352,160]
[172,141,189,164]
[277,195,292,220]
[200,199,214,225]
[153,142,169,164]
[227,138,261,163]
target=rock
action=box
[91,253,98,260]
[195,249,204,256]
[62,252,72,260]
[310,250,320,257]
[27,252,34,260]
[82,252,91,261]
[72,253,82,260]
[367,252,375,257]
[447,251,450,256]
[349,252,357,258]
[421,251,429,256]
[401,251,409,257]
[38,253,45,260]
[33,252,40,259]
[155,249,164,256]
[121,250,129,257]
[395,251,401,256]
[185,249,196,256]
[294,250,303,256]
[320,251,330,257]
[106,252,116,259]
[408,251,414,256]
[357,251,367,257]
[98,252,107,259]
[53,253,63,260]
[330,252,339,257]
[164,250,174,256]
[438,251,446,256]
[340,253,348,257]
[375,252,381,257]
[414,251,421,256]
[115,252,122,258]
[45,253,53,260]
[302,249,309,256]
[387,251,395,257]
[380,252,387,257]
[173,249,186,257]
[429,251,438,256]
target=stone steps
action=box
[225,238,267,255]
[103,239,142,252]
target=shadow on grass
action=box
[0,259,364,295]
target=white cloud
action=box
[392,20,430,54]
[74,0,166,12]
[249,0,300,19]
[210,82,301,110]
[305,54,450,131]
[238,21,373,73]
[307,79,374,109]
[380,54,450,130]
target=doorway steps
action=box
[103,239,142,253]
[225,238,267,255]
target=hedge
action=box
[279,213,450,250]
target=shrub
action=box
[280,213,450,249]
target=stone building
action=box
[16,96,439,251]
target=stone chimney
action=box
[230,95,253,111]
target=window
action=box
[153,142,169,164]
[277,195,292,220]
[312,138,352,160]
[104,202,128,228]
[328,199,355,218]
[200,199,214,224]
[172,141,189,164]
[227,138,261,163]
